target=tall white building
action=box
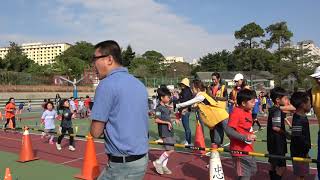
[164,56,184,64]
[0,42,71,66]
[295,40,320,57]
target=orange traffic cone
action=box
[4,168,12,180]
[74,133,100,180]
[194,120,206,155]
[17,127,39,162]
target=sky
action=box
[0,0,319,61]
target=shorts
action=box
[232,156,257,177]
[44,129,55,134]
[163,136,175,151]
[293,161,309,177]
[269,157,286,168]
[262,104,267,110]
[252,114,258,120]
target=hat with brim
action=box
[310,66,320,78]
[179,78,190,87]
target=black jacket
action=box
[178,87,193,112]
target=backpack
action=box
[197,92,229,129]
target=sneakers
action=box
[155,139,163,143]
[68,145,76,151]
[56,143,62,151]
[153,161,164,175]
[162,166,172,174]
[49,139,54,144]
[41,132,46,139]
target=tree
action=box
[198,50,233,72]
[129,57,161,78]
[53,41,94,78]
[235,22,264,49]
[142,50,165,62]
[2,42,34,72]
[233,48,275,72]
[265,22,293,51]
[264,22,293,85]
[121,45,135,67]
[165,62,192,78]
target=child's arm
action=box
[224,126,255,142]
[176,95,205,109]
[285,118,292,129]
[280,104,296,113]
[155,118,172,130]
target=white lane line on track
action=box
[60,152,105,165]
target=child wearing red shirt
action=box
[5,97,16,129]
[228,89,257,179]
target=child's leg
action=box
[12,117,16,128]
[57,127,67,144]
[4,118,10,128]
[67,128,74,146]
[161,150,174,167]
[256,119,262,129]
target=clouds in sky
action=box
[1,0,235,61]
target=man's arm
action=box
[90,82,113,138]
[90,120,105,138]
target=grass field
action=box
[0,151,78,180]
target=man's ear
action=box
[106,56,113,65]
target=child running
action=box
[153,87,177,175]
[252,93,262,130]
[41,102,58,144]
[290,92,311,180]
[27,100,32,112]
[56,99,76,151]
[228,89,257,180]
[4,97,16,129]
[267,87,291,179]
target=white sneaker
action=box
[155,139,163,143]
[41,132,46,139]
[68,145,76,151]
[183,141,189,146]
[153,160,164,175]
[56,143,62,151]
[162,166,172,174]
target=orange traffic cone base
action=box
[17,157,39,163]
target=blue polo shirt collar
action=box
[107,67,128,77]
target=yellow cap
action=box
[180,78,190,87]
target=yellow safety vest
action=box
[312,86,320,126]
[197,92,229,129]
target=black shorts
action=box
[268,157,286,168]
[262,104,267,110]
[252,114,258,120]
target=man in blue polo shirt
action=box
[90,40,149,180]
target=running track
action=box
[0,130,317,180]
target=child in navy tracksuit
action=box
[56,99,76,151]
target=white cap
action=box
[310,66,320,78]
[233,73,244,81]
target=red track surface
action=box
[0,130,317,180]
